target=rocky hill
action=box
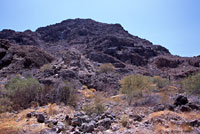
[0,18,200,91]
[1,19,200,134]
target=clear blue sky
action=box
[0,0,199,57]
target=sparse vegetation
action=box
[120,74,153,105]
[5,75,42,109]
[40,63,51,71]
[83,92,105,115]
[99,63,115,73]
[153,76,169,89]
[120,115,129,127]
[182,72,200,95]
[0,75,78,113]
[0,97,13,113]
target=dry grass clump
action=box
[120,115,129,127]
[40,63,52,72]
[120,74,153,105]
[99,63,115,73]
[83,92,106,115]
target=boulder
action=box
[174,95,188,106]
[37,114,45,123]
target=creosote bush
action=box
[120,74,153,105]
[99,63,115,73]
[0,75,77,113]
[182,72,200,95]
[5,75,42,109]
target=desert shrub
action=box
[99,63,115,73]
[153,76,169,89]
[42,80,77,106]
[40,64,51,72]
[120,74,153,105]
[182,72,200,95]
[83,93,105,115]
[58,80,77,106]
[5,75,42,109]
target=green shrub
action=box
[120,74,153,105]
[153,76,169,89]
[182,73,200,95]
[5,75,42,109]
[99,63,115,73]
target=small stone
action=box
[168,104,176,111]
[71,117,82,127]
[37,114,45,123]
[190,120,200,127]
[111,124,120,131]
[180,105,191,112]
[98,118,112,129]
[26,112,32,118]
[153,104,165,112]
[56,122,65,133]
[188,103,200,110]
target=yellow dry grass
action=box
[110,94,125,102]
[0,108,46,134]
[0,104,74,134]
[147,110,200,133]
[78,88,96,98]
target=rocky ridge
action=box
[0,19,199,91]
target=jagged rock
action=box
[40,128,57,134]
[180,105,191,112]
[98,118,112,129]
[71,117,82,127]
[174,95,188,106]
[190,120,200,127]
[153,104,165,112]
[54,122,65,133]
[80,121,95,133]
[168,104,176,111]
[129,114,143,122]
[188,102,200,110]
